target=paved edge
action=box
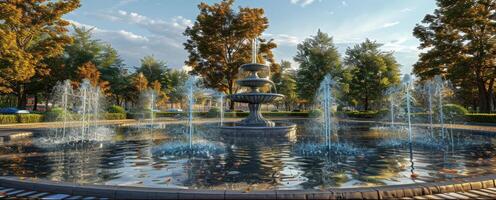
[1,175,496,199]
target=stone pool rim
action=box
[1,175,496,199]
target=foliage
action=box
[136,55,169,83]
[0,115,17,124]
[413,0,496,112]
[309,109,323,118]
[0,0,80,94]
[107,105,126,114]
[273,60,298,111]
[294,30,348,103]
[207,107,221,118]
[442,104,468,116]
[44,107,66,122]
[344,39,401,110]
[77,61,110,93]
[17,114,44,123]
[465,114,496,123]
[133,72,149,92]
[165,69,189,105]
[340,110,387,119]
[154,111,310,118]
[184,0,279,109]
[102,113,126,120]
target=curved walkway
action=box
[1,175,496,199]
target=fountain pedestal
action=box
[220,63,296,134]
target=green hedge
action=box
[337,110,388,119]
[0,115,17,124]
[17,114,44,123]
[465,114,496,123]
[0,114,44,124]
[103,113,126,120]
[107,105,126,114]
[149,111,309,118]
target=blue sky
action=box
[65,0,437,75]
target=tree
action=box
[64,26,104,79]
[0,0,80,108]
[272,60,298,111]
[98,48,131,106]
[136,55,169,84]
[184,0,279,109]
[413,0,496,112]
[77,61,110,94]
[165,69,189,108]
[294,30,347,103]
[344,39,401,111]
[133,72,149,93]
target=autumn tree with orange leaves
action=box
[0,0,80,108]
[184,0,279,109]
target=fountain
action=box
[403,75,414,145]
[220,39,296,134]
[41,79,111,144]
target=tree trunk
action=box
[33,94,38,111]
[17,84,27,109]
[364,95,369,111]
[228,81,235,110]
[477,78,494,113]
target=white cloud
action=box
[110,10,192,37]
[382,37,419,53]
[68,19,187,68]
[116,30,149,42]
[264,33,301,46]
[399,8,413,13]
[382,21,400,28]
[290,0,317,7]
[341,1,347,7]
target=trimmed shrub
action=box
[309,109,323,118]
[103,113,127,120]
[0,115,17,124]
[465,114,496,123]
[17,114,44,123]
[207,108,220,118]
[442,104,468,116]
[264,112,309,117]
[107,105,126,114]
[44,107,65,122]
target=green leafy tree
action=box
[165,69,189,108]
[294,30,347,103]
[136,55,169,84]
[273,60,298,111]
[0,0,80,108]
[344,39,401,111]
[413,0,496,112]
[184,0,279,109]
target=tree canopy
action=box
[294,30,347,103]
[184,0,279,108]
[413,0,496,112]
[344,39,401,110]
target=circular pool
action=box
[0,120,495,191]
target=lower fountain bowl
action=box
[218,122,297,135]
[228,93,284,104]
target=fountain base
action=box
[219,122,296,135]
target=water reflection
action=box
[0,121,495,190]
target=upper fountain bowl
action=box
[228,93,284,104]
[237,78,273,88]
[241,63,268,72]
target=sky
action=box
[65,0,437,75]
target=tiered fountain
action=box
[220,39,296,134]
